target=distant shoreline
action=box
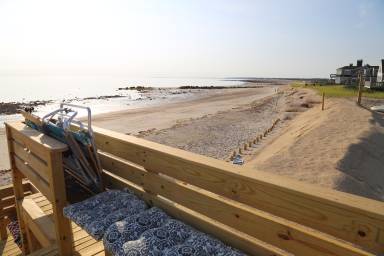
[0,84,269,116]
[0,84,280,173]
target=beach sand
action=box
[142,87,319,160]
[0,85,278,172]
[2,83,383,202]
[245,97,384,201]
[91,87,278,135]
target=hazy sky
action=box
[0,0,383,78]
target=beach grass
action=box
[292,83,384,99]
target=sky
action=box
[0,0,383,78]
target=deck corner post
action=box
[5,124,30,254]
[47,151,73,255]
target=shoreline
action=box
[0,84,280,172]
[2,84,383,202]
[0,84,270,116]
[0,83,275,128]
[91,86,279,135]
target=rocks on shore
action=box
[117,86,153,91]
[178,85,264,89]
[0,100,53,115]
[82,95,124,100]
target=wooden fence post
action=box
[322,92,325,111]
[357,71,363,105]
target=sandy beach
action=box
[2,83,384,202]
[0,85,278,171]
[91,86,278,134]
[244,97,384,201]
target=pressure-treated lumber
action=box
[3,121,384,256]
[5,122,73,255]
[7,122,67,152]
[5,124,30,255]
[95,127,384,254]
[12,140,49,181]
[102,170,290,256]
[13,156,51,202]
[21,198,55,247]
[0,182,32,199]
[46,152,73,255]
[100,153,374,256]
[0,182,32,240]
[0,192,107,256]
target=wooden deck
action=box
[0,193,106,256]
[2,121,384,256]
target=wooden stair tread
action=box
[21,198,56,247]
[24,193,104,256]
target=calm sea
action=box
[0,75,245,127]
[0,75,244,102]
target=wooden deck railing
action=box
[5,122,72,255]
[0,181,33,240]
[94,126,384,256]
[1,121,384,256]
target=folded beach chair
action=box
[23,103,104,194]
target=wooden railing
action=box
[5,122,72,255]
[0,181,33,240]
[94,126,384,256]
[1,121,384,256]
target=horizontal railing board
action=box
[100,153,374,256]
[13,155,52,202]
[0,192,33,210]
[12,140,49,183]
[95,127,384,254]
[102,170,291,256]
[6,122,67,154]
[0,182,32,199]
[0,205,17,219]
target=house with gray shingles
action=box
[330,59,383,88]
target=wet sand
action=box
[91,86,278,135]
[0,85,279,172]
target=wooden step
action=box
[26,245,58,256]
[21,198,56,247]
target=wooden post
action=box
[47,152,73,255]
[5,125,30,254]
[230,151,236,160]
[357,71,363,105]
[322,92,325,111]
[0,219,7,240]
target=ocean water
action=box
[0,75,246,127]
[0,75,244,102]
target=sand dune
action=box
[245,98,384,201]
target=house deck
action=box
[0,193,105,256]
[1,120,383,256]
